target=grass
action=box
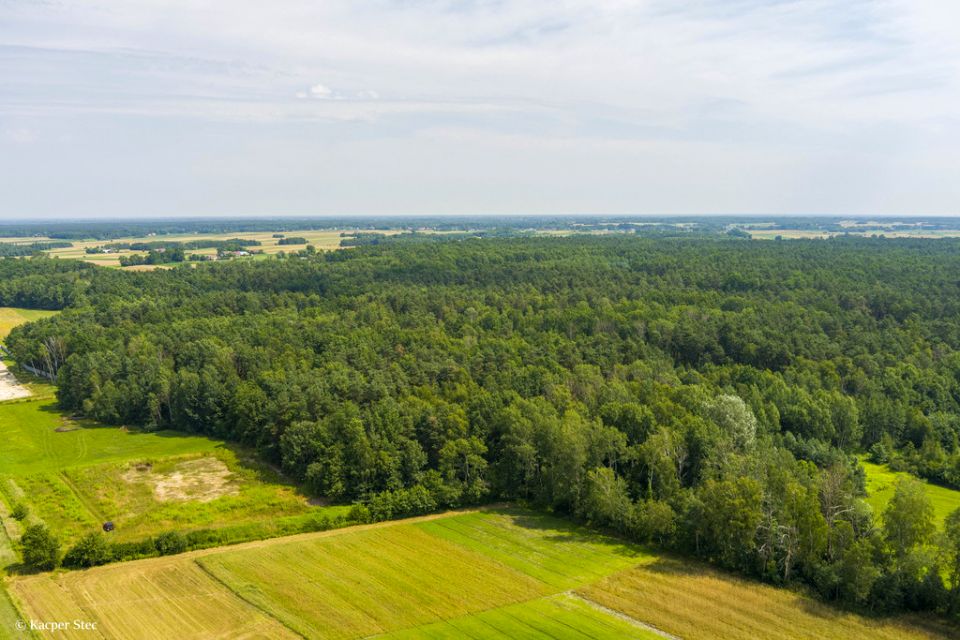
[373,593,663,639]
[861,458,960,527]
[415,509,646,589]
[0,401,224,477]
[0,401,351,549]
[12,560,297,639]
[11,508,955,639]
[198,524,547,639]
[579,558,954,640]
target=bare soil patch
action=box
[0,360,30,402]
[123,456,239,502]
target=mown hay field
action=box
[0,307,58,341]
[11,508,955,640]
[579,559,955,640]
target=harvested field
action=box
[578,559,955,640]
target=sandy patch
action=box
[0,360,30,401]
[124,457,239,503]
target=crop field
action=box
[28,229,402,267]
[578,559,954,640]
[861,459,960,527]
[10,508,953,640]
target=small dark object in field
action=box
[102,521,115,532]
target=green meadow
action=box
[861,459,960,527]
[0,399,346,553]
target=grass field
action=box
[10,508,954,640]
[373,593,663,639]
[0,400,346,553]
[0,308,58,341]
[0,401,224,478]
[861,458,960,527]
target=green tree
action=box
[883,477,935,559]
[21,524,61,570]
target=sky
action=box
[1,0,959,219]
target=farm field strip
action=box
[0,400,225,477]
[197,524,547,639]
[0,308,58,342]
[12,560,296,640]
[415,512,646,589]
[11,508,960,640]
[373,593,663,639]
[578,560,953,640]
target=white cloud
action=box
[308,83,332,99]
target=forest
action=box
[5,234,960,618]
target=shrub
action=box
[20,524,61,570]
[63,533,112,568]
[154,531,187,556]
[11,502,29,521]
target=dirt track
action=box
[0,360,30,402]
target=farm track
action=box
[565,592,679,640]
[57,470,106,524]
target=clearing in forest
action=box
[0,400,345,550]
[861,458,960,527]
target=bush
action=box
[11,502,29,521]
[154,531,187,556]
[20,524,61,570]
[63,533,112,568]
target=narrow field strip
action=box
[11,559,297,640]
[371,593,663,639]
[415,511,647,590]
[578,560,955,640]
[197,524,547,639]
[565,593,678,640]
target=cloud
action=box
[308,83,332,99]
[1,0,959,216]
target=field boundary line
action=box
[8,506,493,585]
[192,556,306,639]
[564,591,681,640]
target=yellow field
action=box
[13,560,296,639]
[37,229,397,268]
[579,559,954,640]
[9,508,955,640]
[0,308,58,341]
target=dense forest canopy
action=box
[5,235,960,615]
